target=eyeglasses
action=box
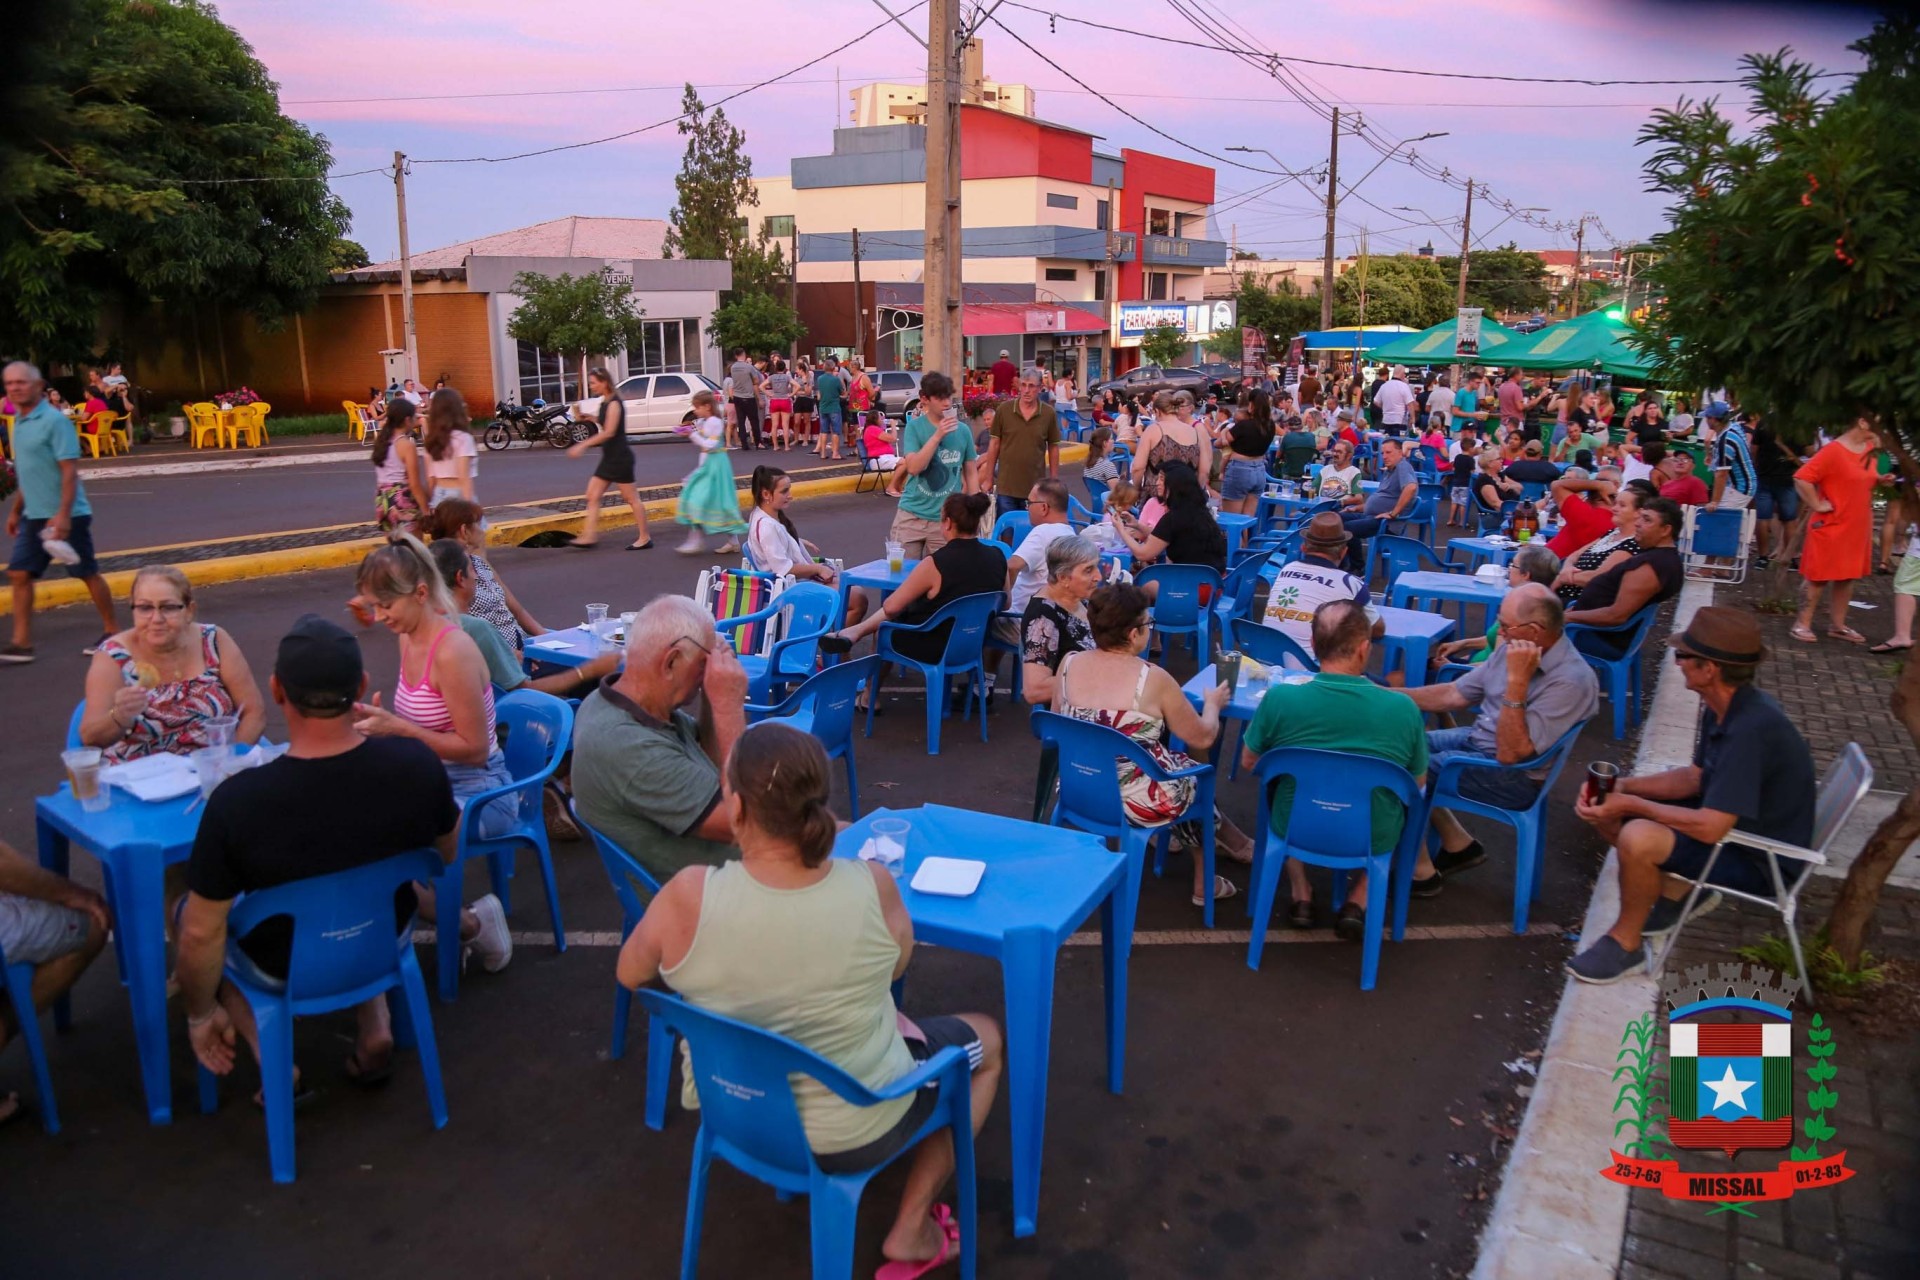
[671,633,718,657]
[131,602,188,618]
[1026,497,1048,508]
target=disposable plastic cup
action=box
[869,819,910,880]
[204,715,238,748]
[192,746,230,803]
[62,748,109,812]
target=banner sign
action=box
[1241,326,1267,384]
[1117,300,1237,340]
[1455,307,1484,359]
[1600,1151,1854,1204]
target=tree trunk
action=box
[1823,639,1920,967]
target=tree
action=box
[0,0,351,364]
[1331,255,1455,329]
[330,239,371,271]
[506,268,649,392]
[1433,245,1553,316]
[1202,329,1241,361]
[1236,276,1320,348]
[1140,323,1189,367]
[1632,18,1920,971]
[710,291,806,360]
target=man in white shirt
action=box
[1261,514,1378,657]
[1374,366,1416,434]
[1003,478,1076,619]
[1424,375,1456,432]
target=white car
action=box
[577,371,723,436]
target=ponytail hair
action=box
[356,530,454,618]
[749,466,800,540]
[420,497,484,542]
[942,490,991,536]
[726,723,838,867]
[371,396,418,468]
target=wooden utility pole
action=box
[789,221,800,363]
[393,151,418,383]
[1455,179,1474,310]
[923,0,964,376]
[1320,108,1339,332]
[850,228,865,362]
[1570,215,1588,316]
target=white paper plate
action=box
[909,856,986,897]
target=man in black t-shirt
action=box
[177,616,508,1088]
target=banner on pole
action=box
[1241,327,1267,384]
[1455,307,1484,359]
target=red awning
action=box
[894,302,1108,337]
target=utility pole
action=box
[1570,215,1588,316]
[1455,179,1473,310]
[850,228,865,363]
[789,221,800,364]
[923,0,964,376]
[1320,108,1339,332]
[392,150,418,383]
[1102,176,1118,384]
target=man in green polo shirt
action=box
[979,369,1059,521]
[1240,598,1429,940]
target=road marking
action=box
[83,450,373,480]
[412,920,1564,949]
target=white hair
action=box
[627,594,718,661]
[4,360,44,383]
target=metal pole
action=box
[1571,216,1587,316]
[393,150,418,383]
[1320,108,1339,332]
[851,228,865,362]
[1455,179,1473,310]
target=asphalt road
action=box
[0,488,1610,1279]
[77,434,847,552]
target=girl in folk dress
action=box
[676,390,748,555]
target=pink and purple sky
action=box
[216,0,1877,263]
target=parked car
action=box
[871,369,922,418]
[577,371,724,436]
[1510,316,1550,334]
[1190,362,1246,401]
[1090,364,1210,402]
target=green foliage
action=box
[1433,245,1553,316]
[1235,276,1320,346]
[1737,928,1886,993]
[1610,1012,1670,1159]
[663,84,759,265]
[330,239,371,271]
[1790,1013,1840,1160]
[1202,328,1242,360]
[0,0,352,364]
[710,290,806,359]
[1632,18,1920,455]
[506,269,649,369]
[1332,255,1455,328]
[1140,323,1190,367]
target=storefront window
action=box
[515,342,576,405]
[628,319,700,374]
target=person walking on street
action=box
[727,348,764,451]
[990,350,1018,396]
[566,368,652,550]
[370,398,431,534]
[4,361,117,662]
[979,371,1060,521]
[675,390,747,555]
[1790,415,1881,644]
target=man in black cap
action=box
[1565,606,1817,984]
[177,615,508,1089]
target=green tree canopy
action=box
[506,268,648,387]
[1140,323,1189,367]
[1331,255,1455,329]
[1,0,351,364]
[710,290,806,359]
[1433,245,1553,317]
[1235,275,1320,345]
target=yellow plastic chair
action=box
[105,412,132,454]
[75,415,109,458]
[244,401,271,446]
[187,403,224,449]
[214,408,242,449]
[343,400,368,441]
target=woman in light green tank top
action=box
[616,724,1003,1275]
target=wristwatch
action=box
[1500,697,1527,710]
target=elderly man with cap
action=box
[571,595,751,885]
[177,615,508,1089]
[1705,403,1755,512]
[1261,512,1380,656]
[1565,607,1815,983]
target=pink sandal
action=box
[874,1205,959,1280]
[1789,625,1818,643]
[1828,626,1868,645]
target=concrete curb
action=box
[7,443,1088,615]
[1471,577,1713,1280]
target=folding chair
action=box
[1681,505,1757,584]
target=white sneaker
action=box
[466,893,512,973]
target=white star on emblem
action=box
[1705,1063,1756,1112]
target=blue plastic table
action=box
[835,804,1130,1238]
[522,625,609,671]
[839,556,917,620]
[1391,569,1511,635]
[37,784,203,1124]
[1447,530,1562,571]
[1216,511,1256,550]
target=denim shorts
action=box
[8,515,99,580]
[1220,458,1270,501]
[1753,481,1799,523]
[1426,726,1543,810]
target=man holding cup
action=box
[888,372,977,559]
[1565,607,1817,984]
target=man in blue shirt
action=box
[5,362,117,663]
[1336,436,1418,573]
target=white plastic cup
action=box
[884,541,905,575]
[586,602,609,630]
[869,819,910,880]
[204,714,238,749]
[62,747,109,812]
[191,746,230,803]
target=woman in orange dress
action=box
[1791,415,1882,644]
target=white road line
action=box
[84,450,369,480]
[413,921,1563,950]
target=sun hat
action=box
[1666,605,1766,665]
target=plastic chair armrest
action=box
[453,775,546,841]
[1156,760,1215,783]
[714,602,783,633]
[1428,749,1545,794]
[855,1045,972,1103]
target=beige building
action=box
[849,38,1035,126]
[1201,257,1355,298]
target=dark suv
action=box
[1191,362,1246,400]
[1090,364,1210,402]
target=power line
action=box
[283,74,922,108]
[999,1,1853,86]
[168,165,391,185]
[411,5,927,166]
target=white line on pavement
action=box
[84,450,369,480]
[413,921,1565,950]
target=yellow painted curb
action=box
[4,443,1087,616]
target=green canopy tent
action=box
[1492,309,1661,379]
[1366,316,1524,366]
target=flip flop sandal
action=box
[343,1048,396,1089]
[874,1206,959,1280]
[252,1081,320,1111]
[1869,641,1914,654]
[1827,627,1868,645]
[1192,875,1241,907]
[1789,625,1818,643]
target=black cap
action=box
[275,614,363,714]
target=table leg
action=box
[115,845,175,1125]
[1403,636,1432,688]
[1099,876,1133,1096]
[36,818,74,1031]
[1000,927,1058,1239]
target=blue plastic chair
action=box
[1214,548,1277,636]
[570,802,676,1131]
[639,989,979,1280]
[871,592,1002,755]
[1059,405,1084,440]
[991,509,1031,550]
[1566,606,1659,739]
[716,581,842,707]
[1031,708,1220,933]
[196,848,449,1182]
[65,700,85,749]
[433,689,573,1001]
[1084,477,1108,516]
[1222,617,1319,779]
[1066,495,1096,529]
[1385,493,1438,545]
[1423,719,1589,933]
[1134,564,1223,664]
[1371,533,1465,593]
[1518,480,1550,502]
[1244,748,1425,990]
[1474,498,1516,535]
[747,655,879,816]
[0,935,60,1132]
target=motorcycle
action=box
[482,399,575,450]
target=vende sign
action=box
[1117,299,1236,339]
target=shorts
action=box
[793,397,816,414]
[1220,458,1269,501]
[1426,726,1543,810]
[0,892,92,967]
[768,398,793,414]
[1893,552,1920,597]
[1753,481,1800,523]
[1451,486,1470,506]
[8,515,100,580]
[814,1014,985,1174]
[1717,487,1752,511]
[819,406,844,436]
[888,510,947,559]
[1665,828,1795,898]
